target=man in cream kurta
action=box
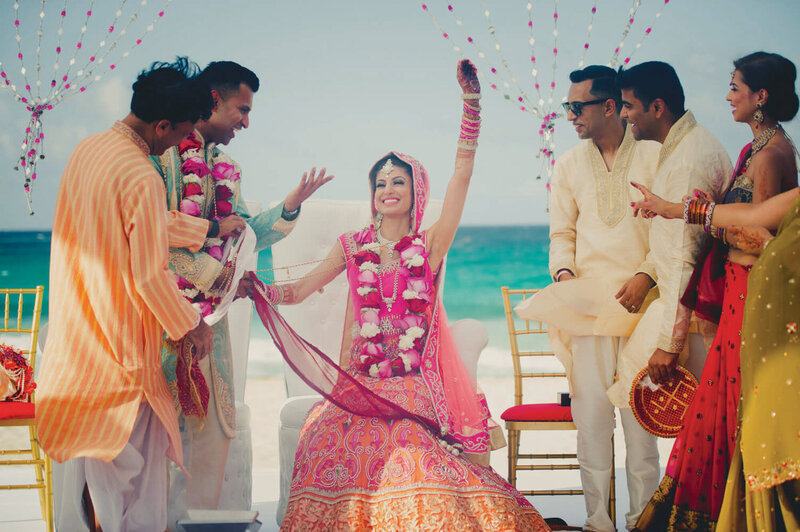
[548,66,661,532]
[610,63,731,409]
[154,61,333,522]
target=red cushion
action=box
[501,402,573,422]
[0,401,35,421]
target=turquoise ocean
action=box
[0,226,552,377]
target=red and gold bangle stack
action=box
[683,199,714,226]
[458,94,481,151]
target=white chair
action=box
[270,198,489,525]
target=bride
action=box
[252,60,551,531]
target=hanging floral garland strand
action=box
[2,0,172,214]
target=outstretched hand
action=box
[630,182,678,219]
[457,59,480,94]
[284,167,335,212]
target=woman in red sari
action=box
[633,51,798,531]
[252,61,550,531]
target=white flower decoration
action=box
[398,335,415,351]
[405,254,425,268]
[184,148,200,158]
[363,242,380,253]
[356,286,375,296]
[183,174,202,184]
[206,237,223,247]
[182,288,199,298]
[399,353,412,373]
[360,322,380,338]
[412,237,424,246]
[185,194,203,203]
[368,365,380,378]
[406,326,425,339]
[403,289,418,300]
[359,262,378,273]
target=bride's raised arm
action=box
[428,59,481,272]
[277,243,347,305]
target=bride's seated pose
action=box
[252,60,551,531]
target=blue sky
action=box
[1,0,799,230]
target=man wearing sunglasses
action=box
[547,65,661,532]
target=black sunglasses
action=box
[561,99,607,117]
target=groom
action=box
[154,60,333,521]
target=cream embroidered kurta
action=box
[36,122,208,465]
[607,111,733,408]
[545,127,659,390]
[154,129,298,438]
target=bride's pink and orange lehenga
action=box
[255,152,549,531]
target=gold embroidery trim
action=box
[657,333,685,354]
[745,457,800,491]
[589,126,637,227]
[112,121,150,155]
[169,251,224,293]
[657,111,698,170]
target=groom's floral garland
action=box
[353,228,433,378]
[175,133,240,317]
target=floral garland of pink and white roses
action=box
[352,228,433,378]
[174,133,241,317]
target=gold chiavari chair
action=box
[0,286,53,531]
[500,287,615,526]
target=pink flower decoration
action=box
[216,200,233,217]
[357,270,378,285]
[181,156,211,177]
[376,360,394,378]
[400,244,426,261]
[361,342,384,357]
[196,301,213,317]
[176,276,193,290]
[406,278,430,295]
[392,313,426,330]
[179,199,201,216]
[353,227,374,245]
[402,349,421,368]
[212,161,237,181]
[207,246,223,261]
[361,309,380,325]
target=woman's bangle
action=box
[703,202,716,232]
[461,93,481,100]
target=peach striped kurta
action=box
[36,122,208,466]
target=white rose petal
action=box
[363,242,380,252]
[403,289,418,300]
[360,322,380,338]
[407,326,425,339]
[399,353,411,373]
[182,288,199,298]
[406,255,425,267]
[368,365,379,378]
[398,336,414,351]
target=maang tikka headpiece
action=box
[381,158,394,178]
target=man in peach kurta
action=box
[36,58,217,532]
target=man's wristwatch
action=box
[281,205,300,221]
[208,220,220,238]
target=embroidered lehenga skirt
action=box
[635,261,749,531]
[280,372,549,531]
